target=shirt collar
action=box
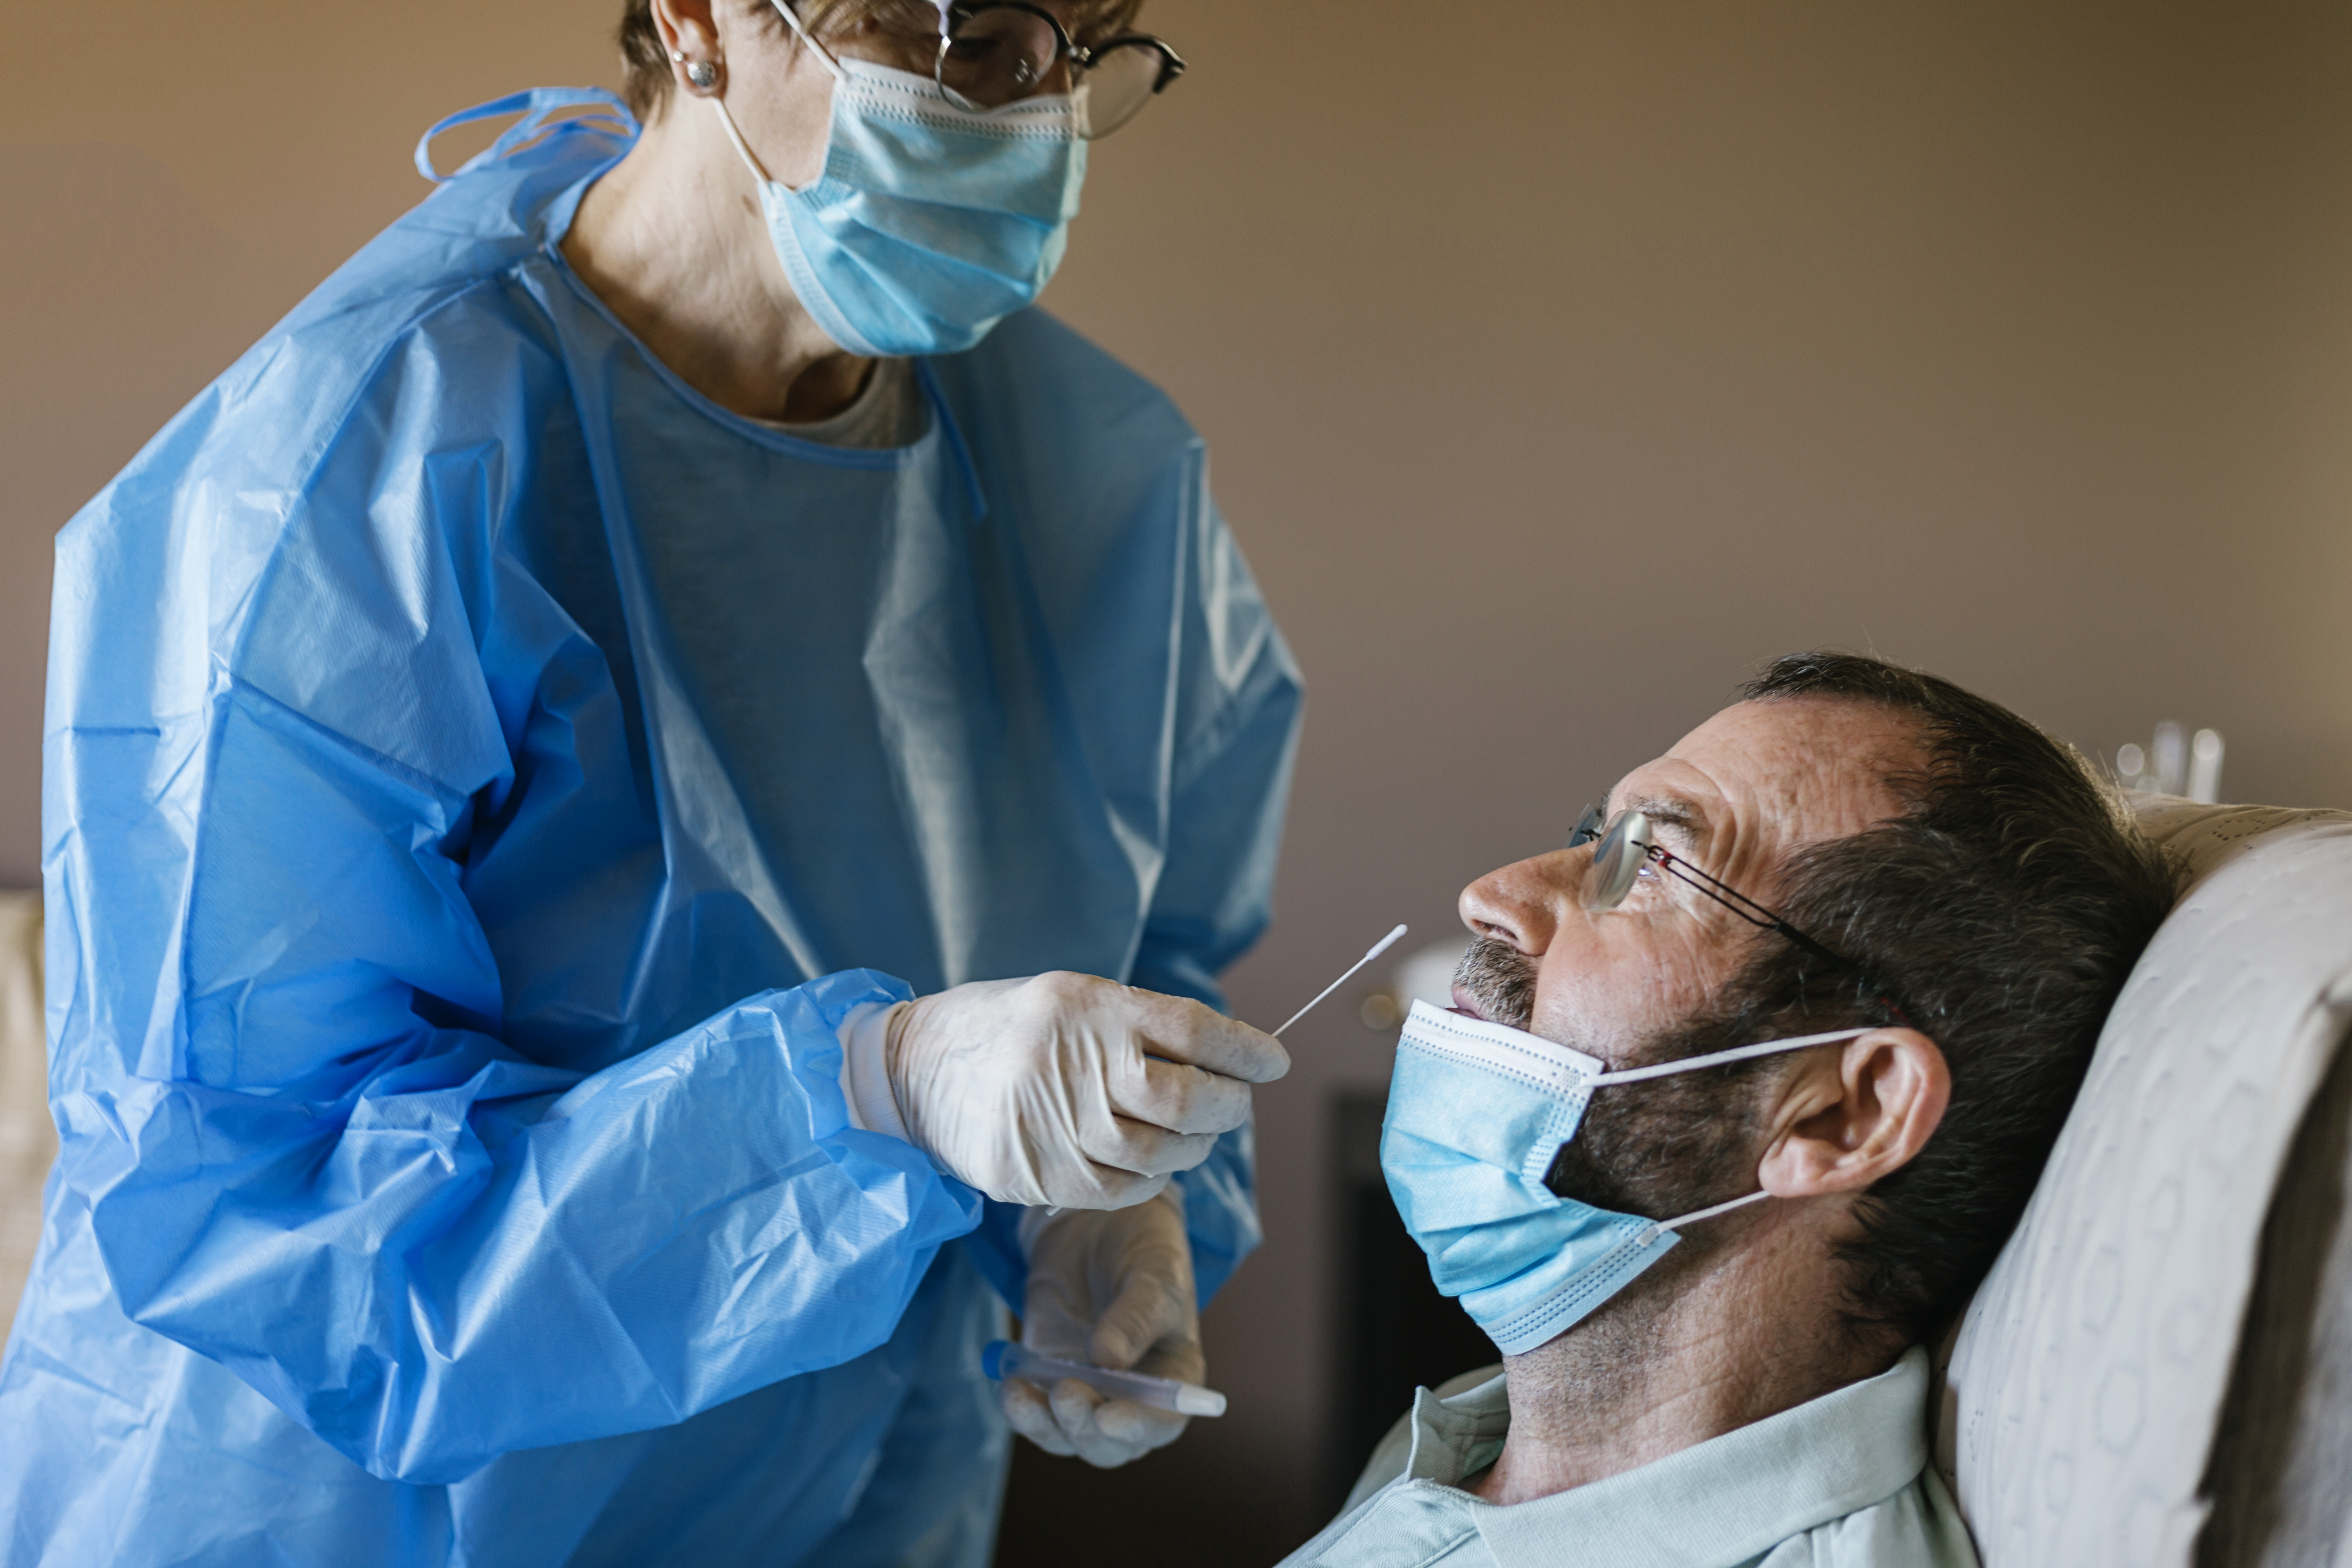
[1402,1346,1933,1568]
[1399,1369,1513,1487]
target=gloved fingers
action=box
[1044,1375,1115,1460]
[1015,1298,1095,1363]
[1001,1378,1080,1457]
[1081,1117,1219,1180]
[1091,1397,1188,1457]
[1091,1325,1202,1386]
[1042,1377,1156,1469]
[1015,1153,1172,1210]
[1116,988,1292,1085]
[1114,1055,1253,1136]
[1062,1165,1174,1211]
[1087,1270,1194,1374]
[1129,1345,1209,1403]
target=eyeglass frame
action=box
[935,2,1187,114]
[1569,804,1918,1031]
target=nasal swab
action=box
[1273,923,1408,1037]
[983,1341,1228,1417]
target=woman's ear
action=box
[1757,1029,1949,1198]
[653,0,726,96]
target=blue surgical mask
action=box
[711,1,1087,358]
[1381,1000,1867,1356]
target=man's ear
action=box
[1757,1029,1949,1198]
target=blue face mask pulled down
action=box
[1381,1000,1867,1356]
[714,2,1087,358]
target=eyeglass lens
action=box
[940,7,1062,105]
[940,8,1174,136]
[1073,39,1170,135]
[1581,810,1655,913]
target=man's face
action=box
[1453,695,1925,1065]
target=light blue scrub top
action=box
[0,99,1301,1568]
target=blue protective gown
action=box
[0,95,1302,1567]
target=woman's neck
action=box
[561,96,872,423]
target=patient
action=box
[1284,653,2178,1567]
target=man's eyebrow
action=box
[1617,793,1709,839]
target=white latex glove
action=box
[1002,1186,1203,1468]
[863,972,1287,1209]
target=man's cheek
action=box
[1537,935,1706,1058]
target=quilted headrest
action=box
[1934,797,2352,1566]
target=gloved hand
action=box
[1002,1187,1203,1468]
[862,972,1287,1209]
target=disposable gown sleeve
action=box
[42,346,983,1484]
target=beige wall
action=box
[5,0,2351,1556]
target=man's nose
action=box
[1458,851,1578,956]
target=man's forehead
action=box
[1610,697,1921,848]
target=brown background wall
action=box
[5,1,2350,1561]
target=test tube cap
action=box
[1176,1386,1228,1418]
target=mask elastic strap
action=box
[1634,1187,1772,1249]
[1597,1027,1872,1248]
[710,95,777,186]
[1587,1026,1870,1088]
[718,0,846,191]
[768,0,849,82]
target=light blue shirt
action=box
[1283,1347,1978,1568]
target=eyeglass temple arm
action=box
[1650,848,1919,1029]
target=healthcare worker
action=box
[0,0,1302,1563]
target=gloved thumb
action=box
[1088,1269,1186,1371]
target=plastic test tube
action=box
[982,1341,1228,1418]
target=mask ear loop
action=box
[710,94,779,185]
[1590,1026,1874,1247]
[1634,1188,1771,1249]
[710,0,846,190]
[1588,1026,1869,1087]
[767,0,848,81]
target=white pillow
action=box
[1933,798,2352,1566]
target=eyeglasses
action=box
[936,2,1185,137]
[1570,805,1915,1027]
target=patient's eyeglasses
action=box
[1570,804,1915,1027]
